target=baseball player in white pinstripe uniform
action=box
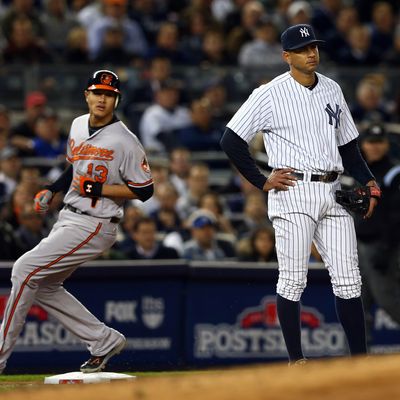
[0,70,154,374]
[221,24,381,364]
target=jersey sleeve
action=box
[226,86,271,143]
[119,138,153,190]
[337,88,359,146]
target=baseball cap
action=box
[281,24,324,51]
[189,209,216,229]
[25,91,47,109]
[0,146,18,161]
[361,123,388,142]
[86,70,121,94]
[287,1,312,20]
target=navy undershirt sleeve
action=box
[45,164,73,193]
[220,128,267,190]
[338,139,375,185]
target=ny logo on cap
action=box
[299,27,310,37]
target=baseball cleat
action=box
[80,338,126,373]
[288,358,308,367]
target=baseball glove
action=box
[335,185,381,215]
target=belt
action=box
[293,171,338,183]
[64,204,120,223]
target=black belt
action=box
[64,204,120,223]
[293,171,338,183]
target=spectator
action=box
[127,57,174,104]
[128,0,167,43]
[325,5,359,63]
[201,80,231,126]
[63,25,91,64]
[149,181,182,234]
[287,1,312,26]
[11,109,67,158]
[369,1,395,58]
[0,146,21,203]
[176,162,210,220]
[5,182,35,229]
[234,191,269,237]
[270,0,293,33]
[14,203,47,253]
[383,24,400,66]
[180,10,215,65]
[2,16,53,64]
[200,28,232,66]
[94,25,136,64]
[175,97,224,151]
[198,191,235,235]
[226,0,265,60]
[147,21,187,64]
[311,0,342,41]
[182,209,234,261]
[238,18,285,69]
[337,24,380,66]
[77,0,104,28]
[237,225,277,262]
[114,204,145,254]
[124,216,179,260]
[0,105,12,151]
[350,75,393,124]
[87,0,148,60]
[169,146,191,197]
[40,0,79,56]
[11,91,47,139]
[1,0,45,41]
[354,122,400,343]
[139,79,191,153]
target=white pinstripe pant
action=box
[268,179,361,302]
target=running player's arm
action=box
[101,181,153,201]
[45,164,73,193]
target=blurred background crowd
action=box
[0,0,399,271]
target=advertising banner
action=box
[0,273,185,373]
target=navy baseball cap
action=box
[189,210,216,229]
[361,123,388,142]
[281,24,324,51]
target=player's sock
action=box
[276,294,304,362]
[335,296,367,355]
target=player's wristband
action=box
[369,185,381,199]
[80,178,103,197]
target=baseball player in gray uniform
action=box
[221,25,381,364]
[0,70,154,373]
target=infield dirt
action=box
[1,354,400,399]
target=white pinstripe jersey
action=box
[63,114,153,218]
[227,71,359,173]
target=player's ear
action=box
[282,51,290,65]
[84,90,89,103]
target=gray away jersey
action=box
[64,114,153,218]
[227,71,359,173]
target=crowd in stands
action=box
[0,0,400,264]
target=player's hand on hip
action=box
[72,170,103,198]
[34,189,54,214]
[263,168,297,192]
